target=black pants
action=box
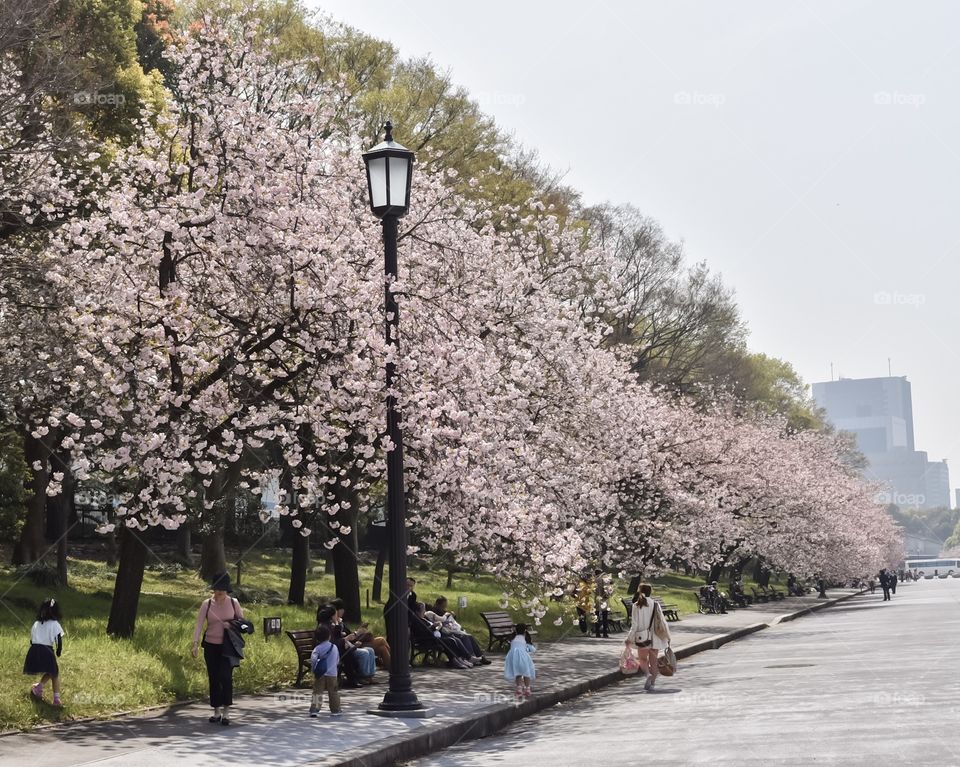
[453,631,484,658]
[576,607,588,634]
[881,587,890,601]
[440,633,472,659]
[594,608,609,637]
[203,641,234,708]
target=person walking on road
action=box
[192,572,244,725]
[879,569,892,601]
[627,583,671,692]
[593,569,612,638]
[503,623,536,700]
[890,571,898,595]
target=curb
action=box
[315,591,863,767]
[0,697,202,739]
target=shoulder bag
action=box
[635,603,655,648]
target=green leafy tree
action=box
[0,428,29,543]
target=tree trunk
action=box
[288,529,309,605]
[12,431,48,565]
[753,557,764,582]
[107,525,148,637]
[175,524,193,566]
[199,467,240,581]
[628,573,643,594]
[707,562,725,584]
[445,567,455,589]
[200,525,227,582]
[332,521,361,623]
[372,544,387,603]
[50,450,73,587]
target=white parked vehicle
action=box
[903,558,960,579]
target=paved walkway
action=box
[411,580,960,766]
[0,589,860,767]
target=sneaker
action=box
[330,711,342,717]
[30,684,43,701]
[51,695,63,708]
[208,714,222,723]
[220,717,230,726]
[479,657,493,665]
[309,707,319,718]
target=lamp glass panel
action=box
[367,157,387,209]
[388,156,410,208]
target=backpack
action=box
[312,648,332,676]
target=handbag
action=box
[635,602,656,648]
[658,644,677,676]
[619,646,640,675]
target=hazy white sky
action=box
[313,0,960,493]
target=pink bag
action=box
[619,646,640,675]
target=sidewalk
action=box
[0,589,863,767]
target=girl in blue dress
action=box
[503,623,536,700]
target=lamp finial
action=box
[384,120,394,142]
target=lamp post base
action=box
[370,684,430,717]
[368,706,434,718]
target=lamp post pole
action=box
[364,122,425,715]
[378,212,423,713]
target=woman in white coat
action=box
[627,583,671,691]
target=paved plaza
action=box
[412,580,960,766]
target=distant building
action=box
[812,375,949,510]
[923,460,951,509]
[955,488,960,509]
[903,532,944,558]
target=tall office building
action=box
[812,376,949,510]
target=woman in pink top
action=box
[192,572,243,725]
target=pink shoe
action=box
[51,695,63,708]
[30,684,43,701]
[523,686,532,699]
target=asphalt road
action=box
[410,579,960,767]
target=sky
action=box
[311,0,960,495]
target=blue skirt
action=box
[503,645,536,680]
[23,644,58,676]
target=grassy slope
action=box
[0,551,760,731]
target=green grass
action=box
[0,551,726,732]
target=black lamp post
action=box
[363,122,424,715]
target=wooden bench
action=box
[621,597,681,623]
[654,597,680,622]
[607,611,626,632]
[761,585,785,601]
[409,632,444,666]
[750,587,770,604]
[480,611,538,651]
[286,629,316,687]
